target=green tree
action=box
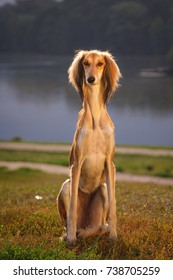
[0,0,173,55]
[106,1,149,54]
[167,46,173,69]
[150,17,167,54]
[0,5,19,51]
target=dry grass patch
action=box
[0,168,172,259]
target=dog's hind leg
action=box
[57,179,70,228]
[87,183,108,227]
[77,183,109,238]
[57,181,109,239]
[57,179,90,239]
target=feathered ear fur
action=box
[68,50,86,100]
[103,51,122,103]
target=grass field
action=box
[0,167,172,260]
[0,148,173,178]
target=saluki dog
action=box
[57,50,121,243]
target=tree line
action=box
[0,0,173,57]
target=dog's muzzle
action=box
[87,76,95,84]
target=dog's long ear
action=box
[68,50,86,100]
[103,51,122,103]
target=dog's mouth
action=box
[87,82,98,86]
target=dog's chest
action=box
[78,125,114,154]
[77,125,114,193]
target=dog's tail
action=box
[77,225,109,238]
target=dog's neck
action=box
[83,84,105,128]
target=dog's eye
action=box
[97,62,103,67]
[83,61,89,66]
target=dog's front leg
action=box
[67,163,81,243]
[106,160,117,238]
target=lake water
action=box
[0,54,173,147]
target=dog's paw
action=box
[67,237,77,246]
[67,227,77,243]
[109,228,117,240]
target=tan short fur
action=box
[57,50,121,243]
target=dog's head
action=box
[68,50,121,102]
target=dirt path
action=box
[0,161,69,175]
[0,142,173,156]
[0,161,173,186]
[0,142,71,152]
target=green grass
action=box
[0,148,173,178]
[0,149,69,166]
[115,153,173,178]
[0,168,172,260]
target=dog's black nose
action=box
[87,76,95,84]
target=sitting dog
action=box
[57,50,121,243]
